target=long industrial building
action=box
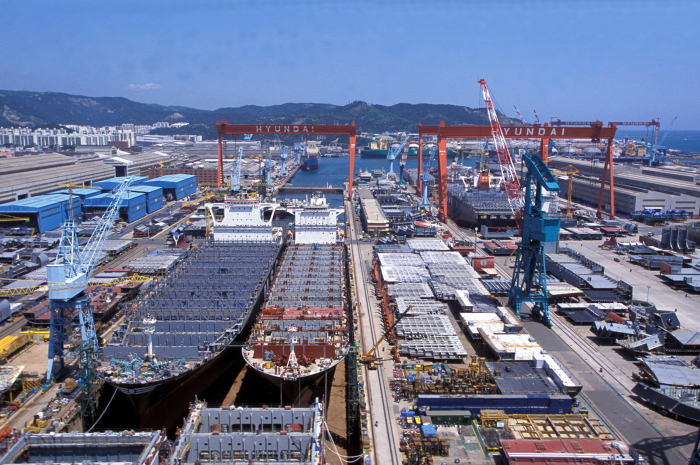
[549,156,700,216]
[0,152,169,204]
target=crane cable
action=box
[86,387,118,433]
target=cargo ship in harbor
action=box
[243,195,349,403]
[301,156,320,171]
[360,146,460,159]
[97,198,285,427]
[447,169,558,228]
[447,172,517,228]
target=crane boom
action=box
[361,305,413,362]
[80,179,132,274]
[387,136,410,176]
[479,79,523,228]
[514,106,527,124]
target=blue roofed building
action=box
[0,194,82,233]
[144,174,196,201]
[84,191,147,223]
[93,176,148,191]
[129,185,164,214]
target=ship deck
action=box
[244,243,349,381]
[99,239,283,386]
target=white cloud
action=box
[127,83,161,90]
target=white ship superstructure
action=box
[289,195,343,244]
[206,198,280,242]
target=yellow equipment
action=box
[157,160,165,177]
[560,165,581,217]
[0,214,30,222]
[181,190,213,209]
[360,305,413,364]
[0,274,153,298]
[55,179,101,222]
[205,206,212,238]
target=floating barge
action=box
[98,199,285,427]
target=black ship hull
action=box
[448,193,517,228]
[101,240,286,430]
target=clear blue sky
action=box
[0,0,697,129]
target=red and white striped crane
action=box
[478,79,524,228]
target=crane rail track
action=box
[347,200,401,465]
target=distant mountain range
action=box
[0,90,520,139]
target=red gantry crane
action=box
[479,79,524,229]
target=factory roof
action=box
[148,173,196,182]
[500,439,633,463]
[0,194,71,211]
[481,331,542,360]
[129,185,163,193]
[52,187,102,197]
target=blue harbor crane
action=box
[387,136,410,178]
[508,154,560,327]
[230,147,243,194]
[293,137,306,164]
[263,141,272,186]
[46,177,132,426]
[418,146,437,208]
[397,143,409,188]
[646,116,677,167]
[275,135,289,177]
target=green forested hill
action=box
[0,90,519,138]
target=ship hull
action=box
[448,192,517,228]
[244,357,340,405]
[106,344,240,430]
[100,238,286,430]
[301,158,320,171]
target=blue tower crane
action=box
[647,117,677,167]
[292,137,305,164]
[46,177,132,427]
[508,154,560,327]
[397,143,409,188]
[387,136,410,177]
[418,146,437,208]
[230,147,243,194]
[263,141,272,186]
[275,135,289,177]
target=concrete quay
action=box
[346,198,402,465]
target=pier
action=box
[277,186,343,194]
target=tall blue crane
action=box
[46,178,132,426]
[387,136,410,177]
[418,146,437,207]
[275,135,289,177]
[508,154,560,327]
[647,117,677,167]
[293,137,306,164]
[230,147,243,193]
[397,143,409,188]
[263,141,272,186]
